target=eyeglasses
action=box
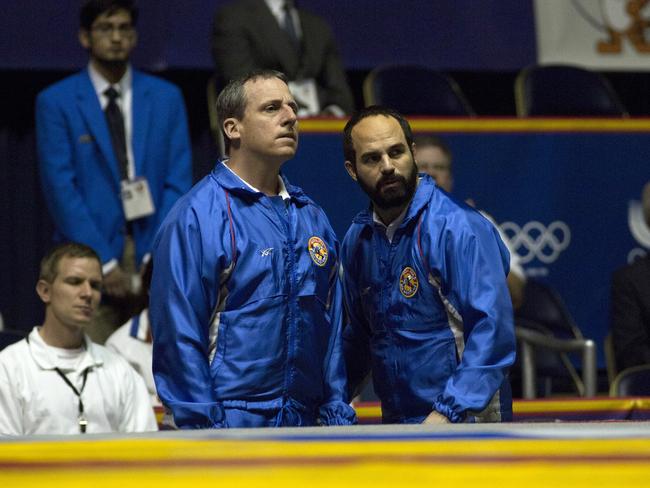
[91,23,135,37]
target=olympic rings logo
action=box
[500,221,571,264]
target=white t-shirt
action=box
[106,310,159,406]
[0,327,157,435]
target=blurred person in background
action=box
[212,0,354,116]
[611,181,650,371]
[36,0,192,343]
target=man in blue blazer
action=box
[36,0,192,343]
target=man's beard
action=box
[357,161,417,212]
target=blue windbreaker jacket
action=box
[342,175,516,423]
[150,162,356,428]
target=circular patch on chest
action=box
[399,266,419,298]
[308,236,328,267]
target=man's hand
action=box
[103,266,130,297]
[423,410,450,424]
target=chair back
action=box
[610,364,650,396]
[515,64,628,116]
[513,279,594,397]
[604,332,618,387]
[516,279,582,340]
[363,65,474,116]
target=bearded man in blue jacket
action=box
[149,70,356,429]
[341,106,516,424]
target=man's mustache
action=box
[377,174,406,189]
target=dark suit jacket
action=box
[36,69,192,265]
[611,253,650,370]
[212,0,354,113]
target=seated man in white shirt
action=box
[0,242,157,435]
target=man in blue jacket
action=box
[341,106,516,423]
[149,70,356,429]
[36,0,192,343]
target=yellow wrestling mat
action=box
[2,423,650,488]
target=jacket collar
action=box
[211,159,311,204]
[86,63,132,104]
[26,327,103,372]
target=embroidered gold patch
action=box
[399,266,419,298]
[308,236,328,267]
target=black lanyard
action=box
[54,367,90,434]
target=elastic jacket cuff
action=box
[432,398,466,424]
[169,401,226,429]
[318,401,358,426]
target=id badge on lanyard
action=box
[121,177,155,221]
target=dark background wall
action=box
[1,1,537,71]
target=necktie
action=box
[282,1,301,55]
[104,86,129,181]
